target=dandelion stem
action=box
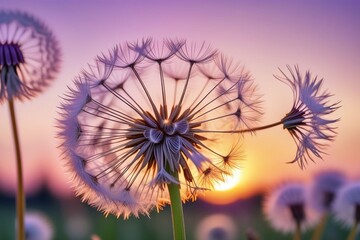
[293,222,301,240]
[237,121,284,133]
[193,120,283,134]
[347,222,359,240]
[9,99,25,240]
[311,214,328,240]
[167,171,186,240]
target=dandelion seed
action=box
[275,65,340,169]
[0,10,60,102]
[58,38,260,218]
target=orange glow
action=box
[199,164,263,205]
[213,169,242,191]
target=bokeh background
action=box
[0,0,359,239]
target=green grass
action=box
[0,190,353,240]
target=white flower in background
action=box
[0,10,61,102]
[22,212,53,240]
[333,181,360,228]
[196,214,237,240]
[308,169,347,214]
[264,182,320,233]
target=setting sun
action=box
[199,168,251,205]
[213,169,243,191]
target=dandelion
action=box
[264,182,320,240]
[308,170,346,240]
[309,170,346,213]
[57,38,338,240]
[196,214,237,240]
[274,66,340,169]
[1,10,60,240]
[0,10,60,102]
[58,38,259,239]
[333,181,360,240]
[20,212,53,240]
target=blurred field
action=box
[0,189,351,240]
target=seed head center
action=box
[0,42,25,66]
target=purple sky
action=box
[1,0,359,201]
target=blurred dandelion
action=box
[0,10,60,102]
[309,170,347,214]
[21,212,53,240]
[264,182,320,240]
[333,181,360,240]
[57,38,339,240]
[196,214,237,240]
[308,170,347,240]
[0,10,61,240]
[91,234,102,240]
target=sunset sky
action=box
[1,0,359,204]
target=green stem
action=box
[294,222,301,240]
[167,171,186,240]
[347,222,359,240]
[311,214,328,240]
[9,99,25,240]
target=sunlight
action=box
[213,169,242,191]
[199,169,248,205]
[199,161,264,205]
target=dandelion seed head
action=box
[58,38,262,218]
[276,65,340,169]
[0,10,61,102]
[333,181,360,228]
[308,170,347,214]
[196,214,237,240]
[20,212,53,240]
[264,182,320,233]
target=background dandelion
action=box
[196,214,237,240]
[0,10,61,102]
[22,212,53,240]
[0,9,60,240]
[308,170,347,214]
[333,181,360,240]
[263,182,320,238]
[308,170,347,240]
